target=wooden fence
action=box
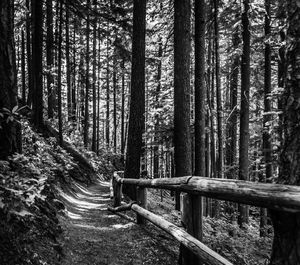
[109,171,300,265]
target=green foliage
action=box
[0,106,22,129]
[0,120,67,264]
[203,216,272,264]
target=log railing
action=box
[109,171,300,265]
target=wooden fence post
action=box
[181,193,203,265]
[136,186,147,224]
[113,174,121,207]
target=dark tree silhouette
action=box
[270,2,300,263]
[0,0,21,159]
[123,0,147,200]
[32,0,44,128]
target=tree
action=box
[120,58,126,158]
[106,25,110,148]
[173,0,200,264]
[153,38,163,179]
[225,16,239,179]
[46,0,54,118]
[123,0,147,200]
[83,0,90,147]
[57,0,63,146]
[212,0,222,218]
[92,0,98,152]
[32,0,44,128]
[270,2,300,263]
[21,30,26,103]
[96,29,101,153]
[193,0,206,247]
[0,0,21,159]
[25,0,33,106]
[113,47,118,153]
[214,0,223,183]
[66,1,71,120]
[261,0,271,237]
[238,0,250,228]
[71,17,77,121]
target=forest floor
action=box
[58,178,179,265]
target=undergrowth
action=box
[203,216,272,264]
[0,120,120,264]
[148,189,273,265]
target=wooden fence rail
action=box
[108,202,233,265]
[109,171,300,265]
[113,173,300,212]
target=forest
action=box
[0,0,300,264]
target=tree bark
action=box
[21,30,26,103]
[214,0,223,183]
[113,48,117,153]
[153,39,162,179]
[270,2,300,264]
[238,0,250,228]
[261,0,271,237]
[0,0,21,159]
[120,58,125,158]
[173,0,197,264]
[72,18,78,121]
[25,0,33,106]
[32,0,44,128]
[97,29,101,153]
[225,28,239,179]
[193,0,206,254]
[92,1,97,152]
[123,0,146,200]
[66,2,71,120]
[46,0,54,119]
[57,0,63,146]
[83,0,90,147]
[106,25,110,148]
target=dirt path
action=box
[58,178,179,265]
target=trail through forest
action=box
[58,178,178,265]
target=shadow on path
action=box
[58,178,178,265]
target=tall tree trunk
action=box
[277,4,285,158]
[79,28,85,123]
[72,18,77,121]
[83,0,90,147]
[193,0,206,248]
[66,2,71,120]
[123,0,146,200]
[173,0,197,264]
[57,0,63,146]
[96,30,101,153]
[225,22,239,221]
[214,0,223,181]
[260,0,271,237]
[0,0,21,159]
[270,2,300,264]
[209,25,217,181]
[113,50,117,153]
[92,1,97,152]
[153,39,162,179]
[32,0,44,128]
[226,28,239,179]
[46,0,54,118]
[26,0,33,106]
[21,30,26,103]
[106,26,110,148]
[207,26,215,217]
[238,0,251,228]
[120,58,125,158]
